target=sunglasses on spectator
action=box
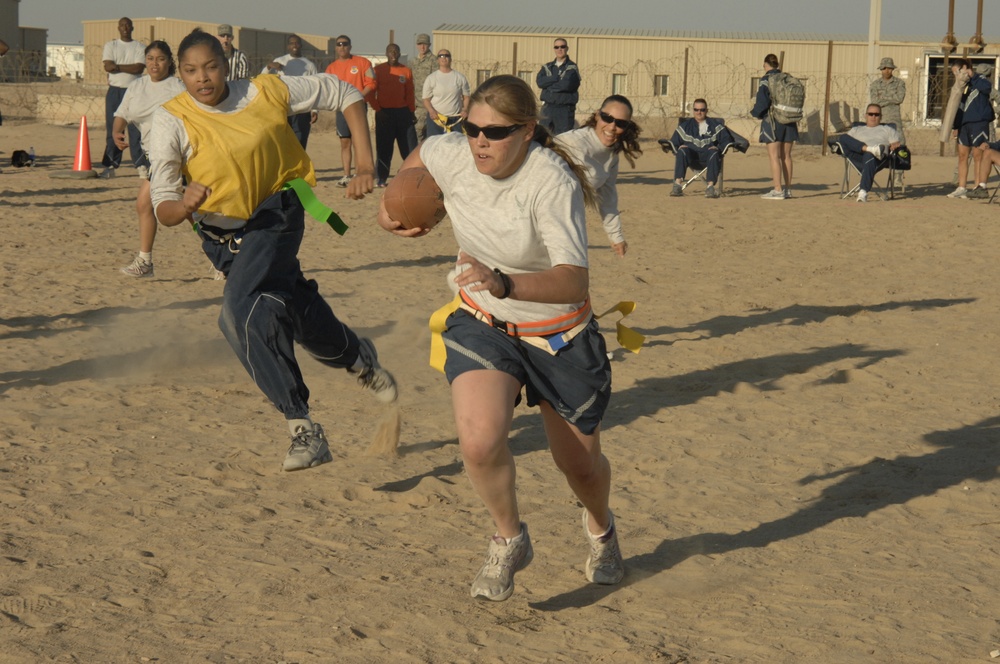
[438,53,451,58]
[554,45,568,50]
[599,111,632,129]
[867,112,882,116]
[463,122,524,140]
[336,41,350,46]
[693,107,708,112]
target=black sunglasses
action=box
[464,122,524,140]
[599,111,631,129]
[336,41,350,47]
[867,112,882,116]
[437,53,451,58]
[693,107,708,112]
[554,45,568,50]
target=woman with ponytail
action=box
[378,74,623,602]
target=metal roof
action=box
[434,24,993,45]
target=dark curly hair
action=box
[581,95,643,168]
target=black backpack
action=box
[10,150,31,167]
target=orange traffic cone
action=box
[73,116,93,172]
[51,115,96,179]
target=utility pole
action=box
[867,0,882,76]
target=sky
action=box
[18,0,994,52]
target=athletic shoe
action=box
[867,144,884,160]
[375,180,388,188]
[783,189,793,199]
[336,175,353,187]
[120,256,153,277]
[705,184,720,199]
[136,164,150,179]
[354,337,398,403]
[947,187,968,199]
[470,522,533,601]
[98,167,116,179]
[967,186,989,199]
[282,422,333,471]
[583,509,624,585]
[670,182,683,197]
[857,190,868,203]
[760,189,786,200]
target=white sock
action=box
[139,251,152,263]
[287,417,312,435]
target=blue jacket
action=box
[954,73,996,128]
[536,58,581,106]
[670,117,734,151]
[751,69,780,120]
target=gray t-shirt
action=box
[555,127,624,245]
[420,132,589,324]
[422,70,470,116]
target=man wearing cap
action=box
[869,57,906,190]
[99,17,146,179]
[217,24,250,81]
[536,37,581,134]
[410,33,436,141]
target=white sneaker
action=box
[120,256,153,277]
[867,144,883,160]
[336,175,353,187]
[947,187,968,199]
[760,189,786,200]
[856,190,868,203]
[470,522,533,601]
[136,164,150,179]
[583,509,624,585]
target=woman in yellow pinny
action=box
[149,29,397,472]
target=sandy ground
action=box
[1,120,1000,663]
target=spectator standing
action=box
[410,33,437,141]
[536,38,581,134]
[751,53,797,199]
[948,58,995,199]
[869,57,906,191]
[325,35,376,187]
[216,24,250,81]
[263,34,319,149]
[99,17,146,179]
[371,43,417,187]
[422,49,470,137]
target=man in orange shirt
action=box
[371,43,416,187]
[325,35,375,186]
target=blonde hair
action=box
[469,75,597,208]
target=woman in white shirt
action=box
[554,95,642,258]
[378,75,624,602]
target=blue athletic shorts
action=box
[959,120,991,147]
[442,310,612,435]
[760,118,799,144]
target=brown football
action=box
[382,167,447,231]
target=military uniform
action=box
[410,36,437,141]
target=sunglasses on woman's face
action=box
[463,122,524,140]
[599,111,631,129]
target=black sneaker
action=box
[670,182,683,197]
[968,186,989,199]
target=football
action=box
[382,167,446,231]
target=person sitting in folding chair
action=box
[665,99,733,198]
[832,103,901,203]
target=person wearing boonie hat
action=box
[870,56,906,190]
[216,23,250,80]
[411,33,436,141]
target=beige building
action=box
[0,0,49,80]
[432,24,1000,146]
[82,18,337,86]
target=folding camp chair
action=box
[827,122,906,201]
[658,125,749,196]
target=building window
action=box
[518,70,533,84]
[750,76,762,97]
[612,74,627,95]
[653,75,668,97]
[477,69,491,86]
